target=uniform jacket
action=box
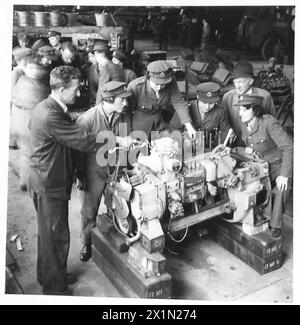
[241,114,293,178]
[170,99,230,143]
[95,61,125,104]
[124,68,137,85]
[28,96,99,200]
[127,76,191,125]
[222,87,276,141]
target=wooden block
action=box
[208,219,282,259]
[96,214,129,253]
[92,228,172,298]
[209,229,283,275]
[92,247,139,298]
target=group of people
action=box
[10,30,293,296]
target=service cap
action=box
[47,30,62,38]
[147,60,173,85]
[196,82,220,103]
[236,94,264,106]
[100,81,131,99]
[92,40,110,53]
[112,49,127,64]
[38,45,57,60]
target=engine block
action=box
[105,136,271,253]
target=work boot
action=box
[80,244,91,262]
[270,227,282,238]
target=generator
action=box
[103,133,272,254]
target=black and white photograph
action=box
[0,0,298,305]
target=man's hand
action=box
[117,136,140,148]
[276,175,289,192]
[184,122,196,139]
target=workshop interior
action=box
[6,4,294,302]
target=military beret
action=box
[231,61,254,79]
[112,49,127,64]
[196,82,220,103]
[100,81,131,99]
[147,60,173,85]
[13,48,34,61]
[47,30,62,38]
[236,94,264,106]
[38,45,57,60]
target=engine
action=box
[105,136,271,254]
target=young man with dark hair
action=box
[76,80,136,262]
[28,66,101,295]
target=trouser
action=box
[29,188,70,295]
[11,105,31,186]
[79,168,107,246]
[269,161,291,229]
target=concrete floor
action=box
[5,38,294,302]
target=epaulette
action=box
[130,76,147,87]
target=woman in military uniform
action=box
[170,81,231,150]
[237,94,293,238]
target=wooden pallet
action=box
[91,228,172,299]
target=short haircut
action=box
[61,41,77,54]
[50,66,81,90]
[102,96,115,104]
[252,103,264,118]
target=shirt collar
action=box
[247,116,257,129]
[50,94,68,114]
[245,87,253,95]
